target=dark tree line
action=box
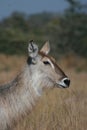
[0,0,87,58]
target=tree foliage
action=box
[0,0,87,58]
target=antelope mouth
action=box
[57,83,68,88]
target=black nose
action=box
[64,79,70,87]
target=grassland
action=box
[0,55,87,130]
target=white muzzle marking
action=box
[57,77,70,88]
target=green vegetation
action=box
[0,0,87,58]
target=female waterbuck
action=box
[0,40,70,130]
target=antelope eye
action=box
[43,61,50,65]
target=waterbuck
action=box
[0,40,70,130]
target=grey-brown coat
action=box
[0,41,70,130]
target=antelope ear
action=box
[40,41,50,55]
[28,40,38,64]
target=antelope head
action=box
[27,40,70,95]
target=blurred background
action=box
[0,0,87,58]
[0,0,87,130]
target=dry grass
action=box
[0,55,87,130]
[0,55,26,84]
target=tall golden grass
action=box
[0,55,87,130]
